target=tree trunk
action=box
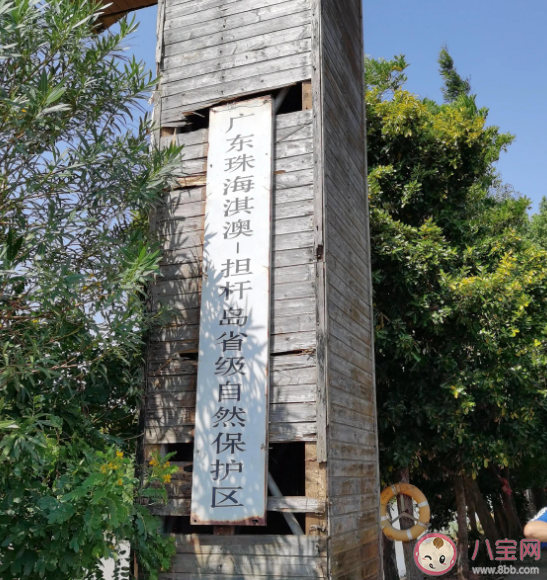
[397,468,423,580]
[464,476,500,543]
[467,493,478,536]
[500,469,523,539]
[383,529,400,580]
[532,487,547,513]
[454,475,470,580]
[492,495,508,538]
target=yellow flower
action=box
[100,465,107,473]
[162,474,171,484]
[117,479,123,486]
[116,451,124,458]
[149,458,159,466]
[165,461,170,467]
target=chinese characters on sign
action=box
[190,98,273,526]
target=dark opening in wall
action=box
[238,442,306,536]
[269,442,306,496]
[164,443,307,535]
[165,442,194,462]
[174,82,309,133]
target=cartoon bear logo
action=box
[414,533,457,576]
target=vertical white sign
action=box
[191,97,273,526]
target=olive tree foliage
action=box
[0,0,180,578]
[367,52,547,494]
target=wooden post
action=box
[454,474,470,580]
[305,443,327,535]
[302,80,313,110]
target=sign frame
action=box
[190,96,274,527]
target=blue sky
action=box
[127,0,546,212]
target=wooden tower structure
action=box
[139,0,382,578]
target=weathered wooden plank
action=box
[330,508,377,537]
[330,403,375,433]
[328,282,371,334]
[163,0,310,41]
[162,54,312,109]
[329,368,372,405]
[152,275,313,302]
[270,496,325,514]
[275,152,313,173]
[164,481,192,498]
[155,226,309,254]
[274,167,314,189]
[305,442,327,536]
[325,202,370,273]
[270,420,316,442]
[271,329,316,352]
[329,334,373,376]
[165,0,308,29]
[329,303,372,358]
[146,384,314,410]
[150,496,325,516]
[168,553,326,577]
[329,422,376,447]
[158,213,314,250]
[331,541,378,577]
[171,534,326,557]
[276,184,315,206]
[328,317,372,362]
[325,174,369,257]
[148,303,316,353]
[159,243,314,269]
[146,420,316,444]
[163,38,312,87]
[327,266,371,322]
[149,312,315,343]
[149,352,314,382]
[163,11,311,60]
[162,66,312,122]
[145,425,194,444]
[330,476,378,498]
[158,197,313,234]
[166,0,294,28]
[329,525,379,557]
[329,367,372,408]
[333,559,380,580]
[329,489,380,517]
[159,188,314,224]
[165,0,243,12]
[160,111,312,163]
[271,383,315,403]
[273,312,315,334]
[324,121,364,190]
[322,47,363,126]
[146,401,315,428]
[163,24,311,73]
[329,459,377,480]
[329,386,373,418]
[157,575,325,580]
